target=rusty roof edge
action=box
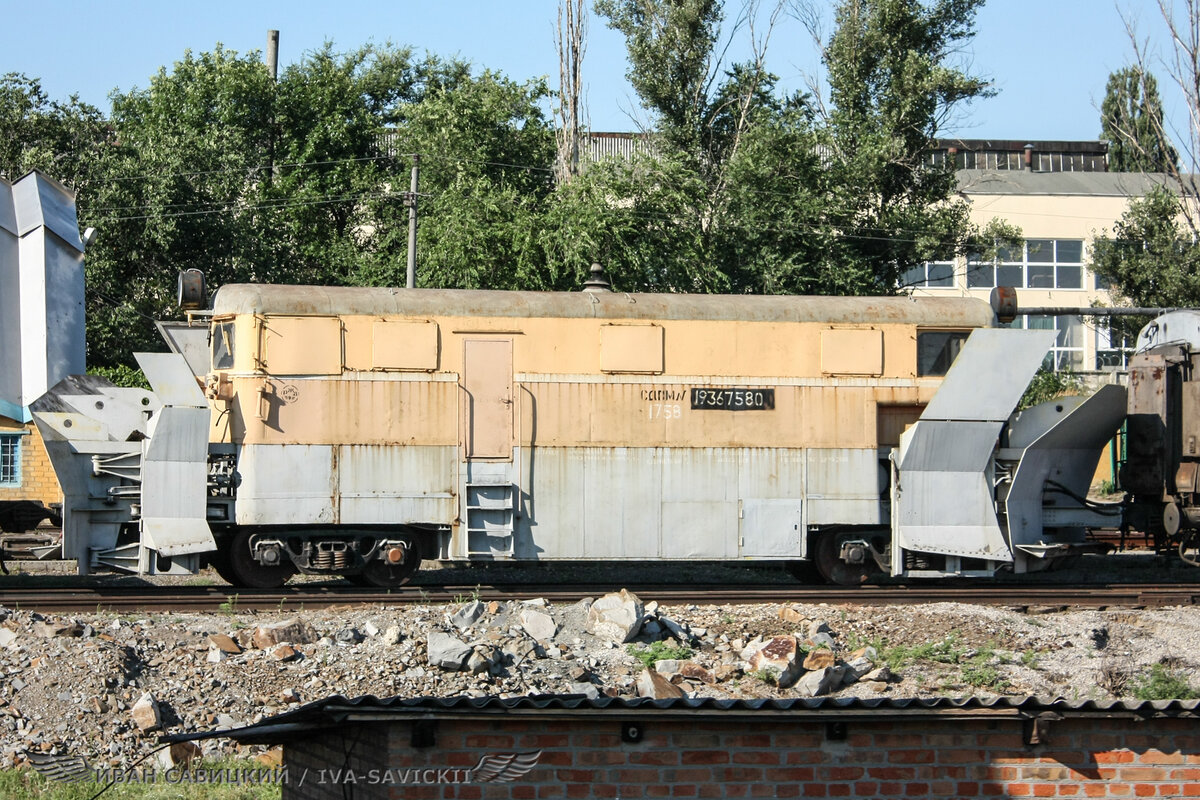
[161,694,1200,746]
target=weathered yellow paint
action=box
[599,324,664,374]
[205,288,994,451]
[820,329,883,376]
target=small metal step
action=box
[465,481,515,557]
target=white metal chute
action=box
[1003,384,1127,561]
[134,352,215,557]
[892,328,1057,568]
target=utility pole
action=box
[266,30,279,186]
[405,154,419,289]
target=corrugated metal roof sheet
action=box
[165,693,1200,745]
[956,169,1178,197]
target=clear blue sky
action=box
[3,1,1183,145]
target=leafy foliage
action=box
[1090,186,1200,309]
[1131,662,1200,700]
[5,0,1012,370]
[626,641,694,669]
[1101,67,1178,173]
[1018,368,1083,411]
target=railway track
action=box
[0,583,1198,613]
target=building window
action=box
[1005,314,1084,371]
[966,239,1085,290]
[1096,321,1138,370]
[901,260,955,289]
[0,434,19,486]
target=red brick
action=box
[764,767,815,782]
[904,783,930,796]
[1094,751,1136,764]
[1121,767,1168,781]
[956,782,980,795]
[669,786,697,798]
[1133,785,1156,797]
[555,770,597,782]
[1057,787,1080,796]
[728,735,772,747]
[1033,785,1056,797]
[868,767,916,780]
[681,751,729,766]
[802,784,829,797]
[612,769,660,783]
[629,751,679,766]
[732,751,779,765]
[890,749,935,764]
[719,767,763,783]
[853,782,879,796]
[939,748,986,763]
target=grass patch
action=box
[626,641,693,669]
[0,758,280,800]
[1131,663,1200,700]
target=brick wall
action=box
[0,419,61,506]
[278,714,1200,799]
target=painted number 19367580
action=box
[690,388,775,410]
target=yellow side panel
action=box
[261,316,342,375]
[373,320,439,371]
[600,325,663,374]
[821,329,883,376]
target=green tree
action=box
[1100,67,1178,173]
[0,73,108,190]
[814,0,997,293]
[1090,185,1200,307]
[81,46,277,366]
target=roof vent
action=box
[582,262,613,293]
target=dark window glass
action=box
[1028,265,1054,288]
[917,331,970,376]
[927,262,954,287]
[212,322,236,370]
[1027,239,1054,262]
[997,264,1023,287]
[1057,265,1082,289]
[901,266,926,288]
[0,435,18,485]
[966,262,994,288]
[1056,240,1083,262]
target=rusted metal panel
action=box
[236,444,335,525]
[805,448,888,525]
[338,444,456,525]
[260,315,343,375]
[600,324,663,373]
[740,499,803,557]
[509,446,866,561]
[1124,353,1169,495]
[820,329,883,376]
[462,339,513,459]
[224,376,459,446]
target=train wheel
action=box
[228,529,297,589]
[813,533,875,586]
[357,537,421,588]
[206,548,241,586]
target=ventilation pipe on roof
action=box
[1024,143,1034,171]
[582,263,613,292]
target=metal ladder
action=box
[464,474,515,557]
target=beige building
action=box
[907,169,1174,374]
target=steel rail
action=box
[0,583,1198,613]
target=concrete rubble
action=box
[0,591,1196,769]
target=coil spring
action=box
[313,541,349,571]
